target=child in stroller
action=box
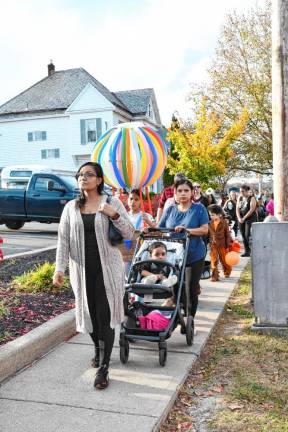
[141,241,178,289]
[120,229,194,366]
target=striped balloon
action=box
[91,122,167,189]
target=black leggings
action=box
[86,270,115,367]
[239,221,252,254]
[185,258,205,318]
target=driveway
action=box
[0,222,58,257]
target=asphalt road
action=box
[0,222,58,257]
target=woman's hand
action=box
[53,271,64,288]
[99,202,118,218]
[175,225,186,233]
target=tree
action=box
[166,101,248,189]
[189,1,272,175]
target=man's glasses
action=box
[193,185,201,189]
[75,172,97,180]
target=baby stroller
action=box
[119,228,194,367]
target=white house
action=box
[0,63,164,190]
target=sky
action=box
[0,0,256,126]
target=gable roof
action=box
[114,88,161,125]
[0,68,129,117]
[113,88,153,114]
[0,68,160,124]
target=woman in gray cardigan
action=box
[53,162,134,389]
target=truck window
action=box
[34,177,62,192]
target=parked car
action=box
[0,172,79,230]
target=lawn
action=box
[161,264,288,432]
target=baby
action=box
[141,241,177,288]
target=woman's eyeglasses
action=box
[75,172,97,180]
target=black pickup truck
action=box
[0,172,79,230]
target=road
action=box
[0,222,58,257]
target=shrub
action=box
[12,262,70,293]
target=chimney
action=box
[48,60,55,76]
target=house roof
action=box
[0,68,128,117]
[113,88,153,114]
[0,68,159,122]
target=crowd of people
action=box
[53,162,273,390]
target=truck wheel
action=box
[5,221,25,230]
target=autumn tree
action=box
[189,1,271,175]
[166,101,248,189]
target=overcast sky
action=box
[0,0,256,126]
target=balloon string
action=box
[145,186,152,215]
[139,188,147,227]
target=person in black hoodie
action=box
[236,185,257,257]
[223,191,238,236]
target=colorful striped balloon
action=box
[91,122,167,189]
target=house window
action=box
[41,149,60,159]
[80,118,102,145]
[28,131,47,141]
[105,121,108,131]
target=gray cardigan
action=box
[55,195,135,332]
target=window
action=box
[80,118,102,145]
[28,131,47,141]
[41,149,60,159]
[105,121,108,131]
[34,177,62,192]
[10,170,32,177]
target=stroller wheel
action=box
[159,343,167,367]
[120,339,129,364]
[186,316,194,346]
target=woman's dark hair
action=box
[174,179,193,191]
[148,241,167,254]
[75,162,104,209]
[207,204,225,216]
[240,185,250,192]
[129,189,146,199]
[130,189,140,197]
[207,194,216,204]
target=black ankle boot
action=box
[94,364,109,389]
[91,347,100,368]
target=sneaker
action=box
[94,365,109,390]
[162,275,178,287]
[211,277,219,282]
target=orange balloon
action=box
[225,251,240,266]
[231,240,241,253]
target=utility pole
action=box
[272,0,288,221]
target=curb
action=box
[4,245,56,260]
[0,308,76,383]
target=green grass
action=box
[12,262,70,293]
[0,300,9,318]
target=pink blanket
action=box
[139,311,170,330]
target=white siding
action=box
[68,110,114,168]
[0,116,72,170]
[67,83,114,112]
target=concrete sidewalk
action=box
[0,258,248,432]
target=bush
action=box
[12,262,70,293]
